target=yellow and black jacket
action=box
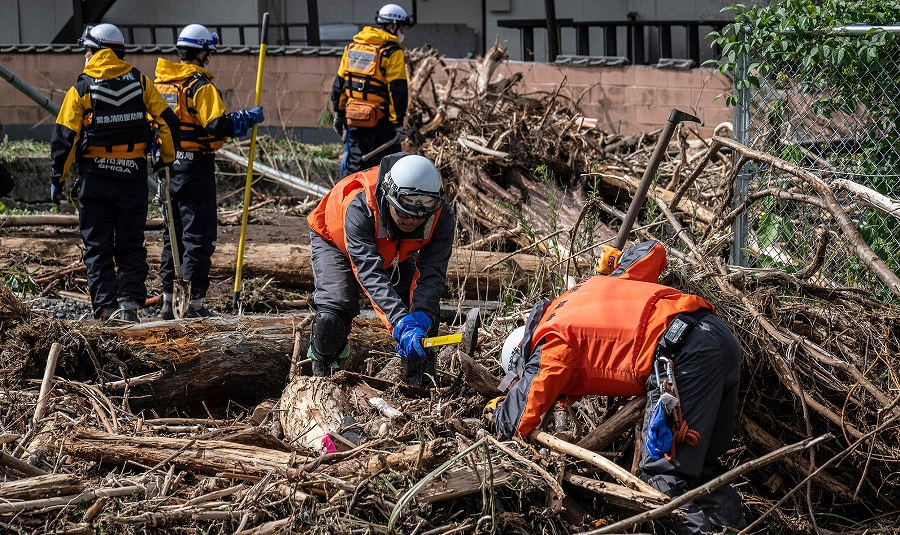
[50,49,179,183]
[154,58,231,154]
[331,26,408,126]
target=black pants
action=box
[309,232,438,385]
[159,159,217,299]
[639,311,746,534]
[343,119,401,176]
[77,173,149,317]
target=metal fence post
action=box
[730,46,751,267]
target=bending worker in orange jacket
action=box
[307,153,454,387]
[491,241,747,534]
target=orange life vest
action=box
[532,275,715,397]
[307,167,442,268]
[155,73,224,152]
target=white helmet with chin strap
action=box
[78,23,126,51]
[177,24,219,51]
[498,325,526,391]
[376,4,414,28]
[382,155,445,218]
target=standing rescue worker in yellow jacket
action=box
[331,4,413,176]
[306,153,454,387]
[490,241,747,534]
[50,24,179,323]
[154,24,265,319]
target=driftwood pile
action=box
[2,42,900,534]
[403,43,727,280]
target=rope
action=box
[662,379,700,461]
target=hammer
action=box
[422,307,481,355]
[613,108,700,250]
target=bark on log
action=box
[321,438,454,479]
[63,429,309,478]
[417,464,513,503]
[0,473,85,500]
[1,238,547,299]
[563,473,675,516]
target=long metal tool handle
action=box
[233,12,270,311]
[162,167,183,279]
[613,108,700,251]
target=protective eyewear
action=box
[78,26,95,48]
[395,192,442,217]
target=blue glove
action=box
[392,311,432,360]
[229,106,265,138]
[645,401,673,461]
[50,181,63,205]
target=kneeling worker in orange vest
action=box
[307,153,455,387]
[489,241,747,534]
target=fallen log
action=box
[0,473,85,500]
[1,237,547,299]
[63,428,309,478]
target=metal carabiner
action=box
[654,355,679,413]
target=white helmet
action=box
[498,325,527,391]
[178,24,219,50]
[501,326,526,377]
[376,4,414,27]
[78,23,125,51]
[382,155,445,218]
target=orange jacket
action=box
[514,276,713,438]
[307,166,444,327]
[308,167,442,268]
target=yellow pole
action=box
[232,12,270,311]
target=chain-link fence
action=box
[732,28,900,298]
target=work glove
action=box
[392,311,432,360]
[332,111,346,137]
[483,396,504,428]
[49,180,63,205]
[229,106,265,138]
[645,401,673,461]
[596,245,623,275]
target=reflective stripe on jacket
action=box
[154,58,226,153]
[334,26,407,124]
[50,49,179,182]
[308,162,452,329]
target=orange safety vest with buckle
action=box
[532,275,715,398]
[156,73,224,153]
[80,68,153,159]
[308,167,442,268]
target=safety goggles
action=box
[394,192,442,218]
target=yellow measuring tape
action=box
[422,332,463,348]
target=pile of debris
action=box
[2,42,900,535]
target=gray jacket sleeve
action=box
[408,206,455,323]
[344,194,409,329]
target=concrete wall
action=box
[0,52,731,143]
[6,0,757,58]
